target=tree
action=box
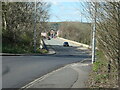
[2,1,51,52]
[59,22,91,45]
[86,2,120,87]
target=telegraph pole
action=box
[92,3,97,64]
[34,0,37,53]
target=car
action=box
[63,42,69,47]
[47,37,51,40]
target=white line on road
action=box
[20,59,91,90]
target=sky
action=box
[49,1,89,22]
[4,0,90,22]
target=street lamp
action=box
[34,0,37,53]
[92,3,97,64]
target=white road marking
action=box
[20,59,91,90]
[20,65,69,89]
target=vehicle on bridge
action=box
[63,42,69,47]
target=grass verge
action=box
[87,50,118,88]
[2,44,48,54]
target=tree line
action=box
[2,2,51,53]
[59,22,92,45]
[86,2,120,87]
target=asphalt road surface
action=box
[2,38,91,88]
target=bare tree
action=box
[85,1,120,87]
[2,1,51,52]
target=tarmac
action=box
[21,59,92,89]
[2,37,92,89]
[20,38,92,89]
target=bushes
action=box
[59,22,91,45]
[88,51,114,88]
[85,2,120,87]
[2,43,34,53]
[2,2,51,53]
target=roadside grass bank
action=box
[2,44,48,54]
[87,51,118,88]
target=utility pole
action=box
[92,3,97,64]
[34,0,37,53]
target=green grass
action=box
[87,50,110,88]
[88,50,118,88]
[41,49,48,53]
[93,61,101,72]
[2,43,48,54]
[93,51,107,71]
[94,51,108,72]
[95,74,109,83]
[34,48,48,54]
[3,44,31,53]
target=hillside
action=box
[48,22,91,45]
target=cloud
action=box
[74,11,82,15]
[49,0,59,5]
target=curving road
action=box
[2,38,91,88]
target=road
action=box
[2,38,91,88]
